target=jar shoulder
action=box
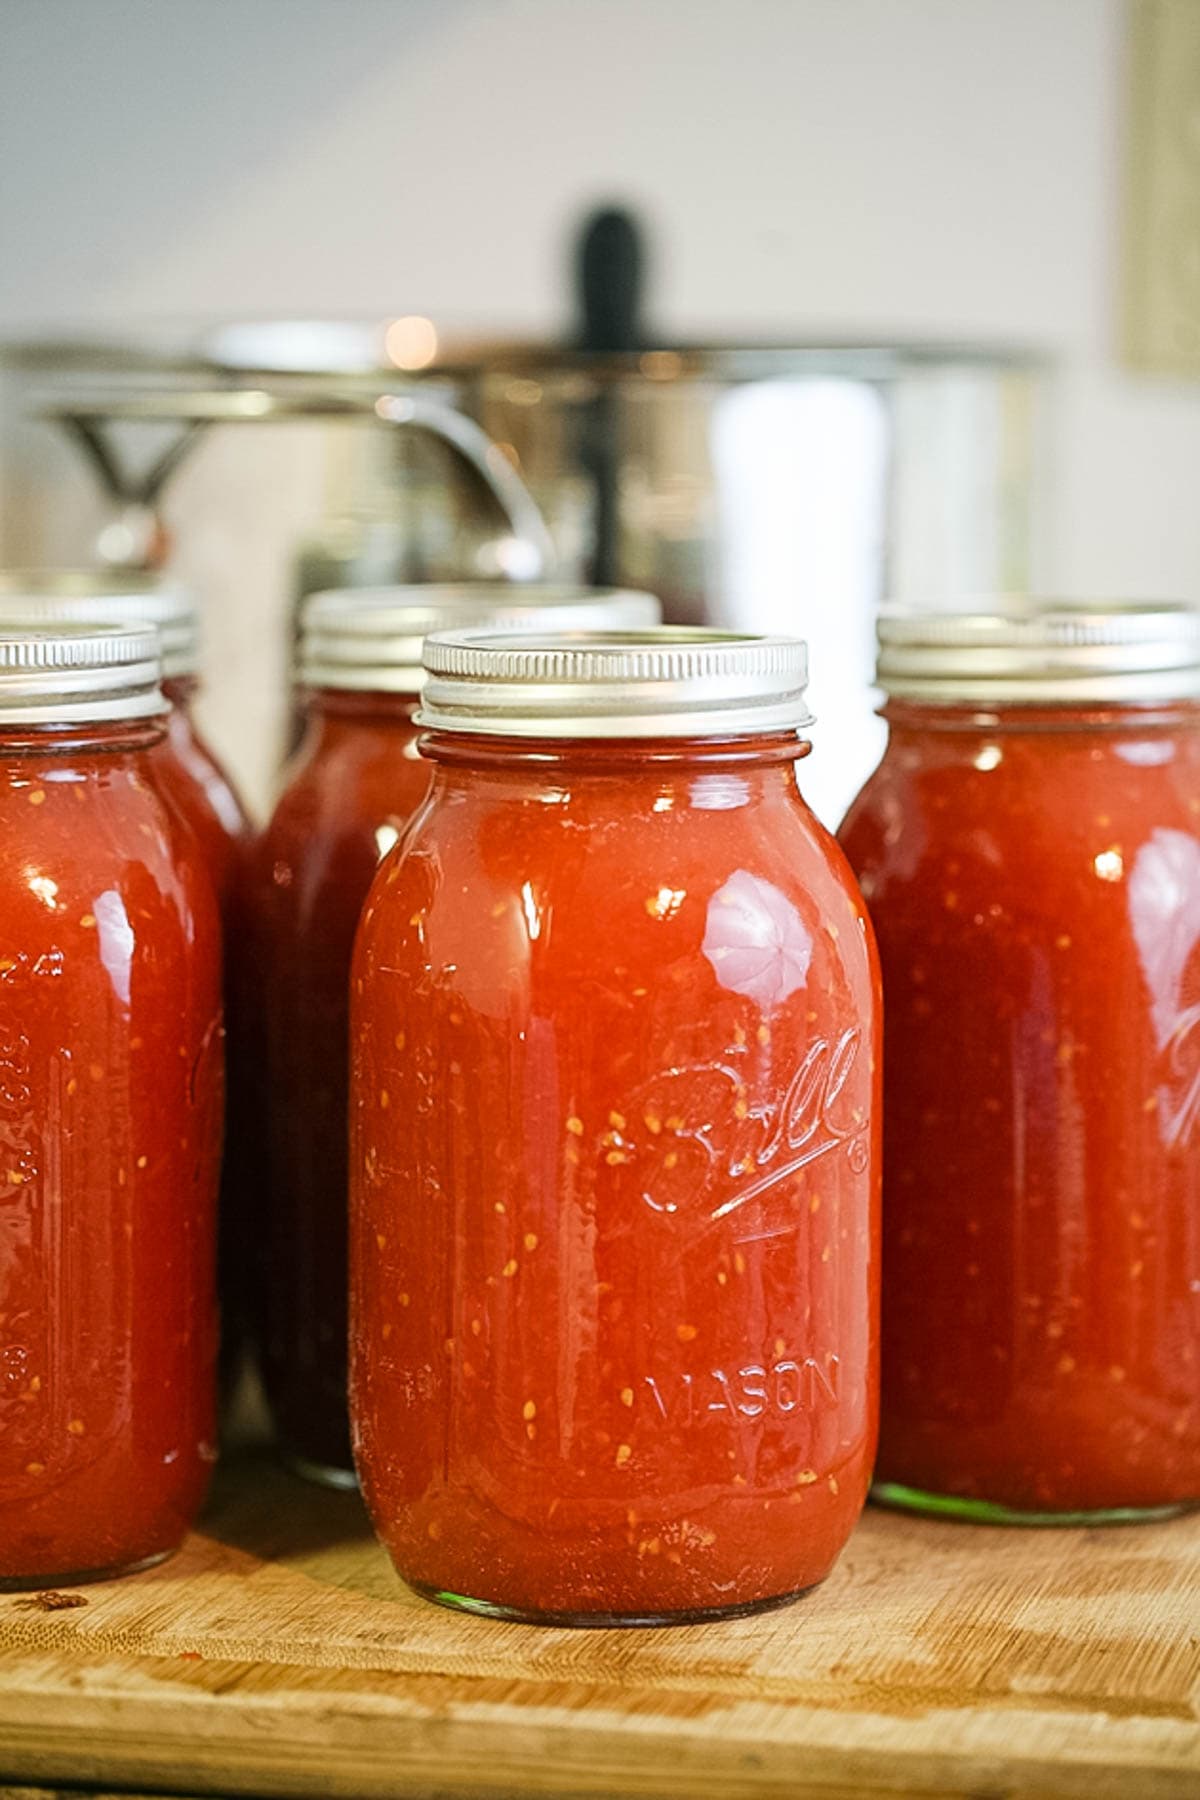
[163,712,250,842]
[260,730,429,864]
[359,777,876,1000]
[0,756,219,964]
[384,774,860,891]
[841,734,1200,894]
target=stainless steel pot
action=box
[0,326,1042,821]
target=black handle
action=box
[576,206,645,354]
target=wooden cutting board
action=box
[0,1449,1196,1800]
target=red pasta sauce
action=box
[250,585,660,1482]
[0,697,223,1584]
[249,688,426,1477]
[841,697,1200,1518]
[154,675,252,1388]
[0,588,249,1394]
[350,633,879,1624]
[155,674,248,899]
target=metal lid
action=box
[0,571,198,679]
[876,600,1200,704]
[299,584,662,692]
[0,625,164,724]
[417,628,813,739]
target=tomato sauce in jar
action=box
[841,603,1200,1520]
[0,578,251,1388]
[0,626,223,1586]
[250,586,661,1483]
[350,628,880,1623]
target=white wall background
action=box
[1,0,1198,611]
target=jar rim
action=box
[417,627,814,739]
[876,599,1200,704]
[0,571,198,679]
[298,584,662,692]
[0,625,165,723]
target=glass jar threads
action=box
[350,628,880,1623]
[840,601,1200,1521]
[250,585,661,1483]
[0,627,223,1586]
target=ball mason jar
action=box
[840,601,1200,1521]
[249,585,661,1483]
[350,628,880,1624]
[0,626,223,1586]
[0,574,251,1389]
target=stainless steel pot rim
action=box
[422,340,1047,382]
[0,624,165,722]
[6,330,1047,382]
[417,627,813,738]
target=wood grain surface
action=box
[0,1449,1196,1800]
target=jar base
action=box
[0,1546,174,1593]
[407,1577,820,1629]
[872,1479,1192,1527]
[283,1451,359,1491]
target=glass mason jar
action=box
[250,585,661,1484]
[350,628,880,1625]
[0,575,251,1388]
[0,626,224,1587]
[840,601,1200,1522]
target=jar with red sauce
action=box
[840,602,1200,1521]
[0,575,251,1386]
[0,626,223,1586]
[250,585,661,1484]
[350,628,880,1624]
